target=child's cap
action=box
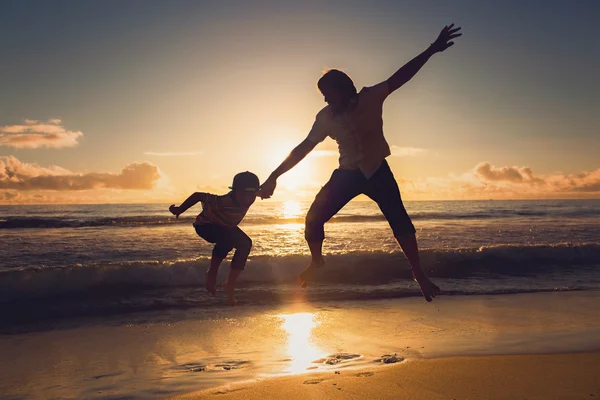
[229,171,260,193]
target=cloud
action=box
[390,146,427,157]
[0,191,22,202]
[144,151,203,156]
[547,169,600,193]
[0,119,82,149]
[0,156,160,191]
[474,162,545,184]
[433,162,600,198]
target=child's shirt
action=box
[194,192,249,228]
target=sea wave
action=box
[1,243,599,303]
[2,285,593,334]
[2,209,600,229]
[1,243,599,330]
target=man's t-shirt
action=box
[306,81,391,179]
[194,192,249,227]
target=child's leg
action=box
[205,255,224,296]
[206,241,234,296]
[222,269,242,307]
[196,224,235,296]
[222,228,252,306]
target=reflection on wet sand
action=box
[279,313,325,374]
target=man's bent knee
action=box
[240,236,252,252]
[305,213,326,242]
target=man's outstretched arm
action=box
[260,139,317,198]
[387,24,462,94]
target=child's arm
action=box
[169,192,207,219]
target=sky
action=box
[1,0,599,204]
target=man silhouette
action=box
[260,25,462,302]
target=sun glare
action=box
[282,200,302,219]
[266,136,314,192]
[279,313,325,374]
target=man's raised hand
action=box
[431,24,462,53]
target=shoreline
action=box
[173,352,600,399]
[2,291,600,399]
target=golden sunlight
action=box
[282,200,302,219]
[266,137,314,191]
[280,313,325,374]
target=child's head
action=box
[230,171,260,208]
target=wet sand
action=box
[175,352,600,400]
[2,291,600,399]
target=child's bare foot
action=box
[222,281,237,307]
[205,269,217,296]
[412,269,440,302]
[298,258,324,288]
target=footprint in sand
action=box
[375,354,405,364]
[303,378,324,385]
[175,363,207,373]
[314,353,362,365]
[355,372,374,377]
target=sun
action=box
[266,138,314,192]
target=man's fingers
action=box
[447,42,455,48]
[449,27,461,34]
[449,33,462,40]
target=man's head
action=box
[317,69,357,112]
[230,171,260,207]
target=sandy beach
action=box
[176,352,600,400]
[2,291,600,399]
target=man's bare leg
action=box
[222,268,242,307]
[298,241,325,288]
[205,256,223,296]
[395,233,440,302]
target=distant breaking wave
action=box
[2,208,600,229]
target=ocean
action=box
[1,199,599,331]
[2,199,600,399]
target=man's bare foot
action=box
[298,258,324,288]
[222,281,237,307]
[205,269,217,296]
[412,269,440,302]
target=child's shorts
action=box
[194,223,252,270]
